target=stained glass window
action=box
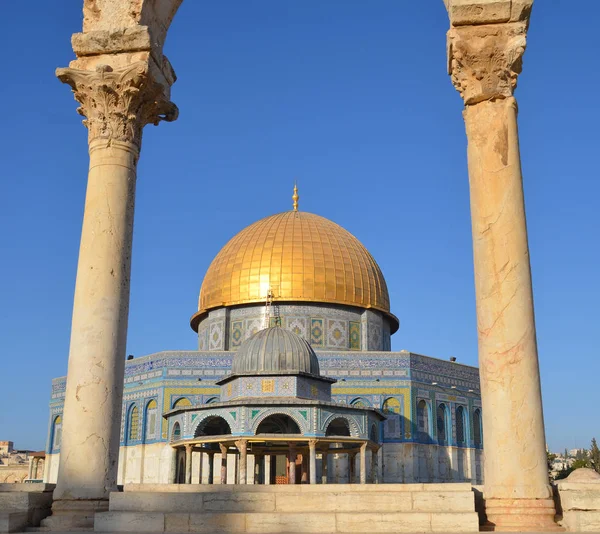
[437,404,448,445]
[128,406,139,442]
[145,400,158,441]
[456,406,466,445]
[473,409,482,447]
[53,416,62,450]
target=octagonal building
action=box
[45,193,484,485]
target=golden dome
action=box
[191,210,398,332]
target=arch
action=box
[370,423,379,443]
[205,397,219,405]
[350,397,371,408]
[144,399,158,442]
[194,416,232,437]
[192,411,237,437]
[436,403,450,445]
[325,417,351,437]
[321,413,361,437]
[51,415,63,451]
[416,399,431,443]
[127,405,140,443]
[173,397,192,409]
[171,421,181,442]
[473,408,483,448]
[251,409,308,435]
[456,405,467,447]
[256,414,301,435]
[382,397,403,439]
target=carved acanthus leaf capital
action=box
[56,62,178,147]
[448,22,528,105]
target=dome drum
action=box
[195,302,394,352]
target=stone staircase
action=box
[95,483,479,533]
[0,484,53,533]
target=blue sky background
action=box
[0,2,598,452]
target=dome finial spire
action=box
[292,182,299,212]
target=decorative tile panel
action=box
[310,318,324,347]
[349,321,361,350]
[327,319,348,349]
[230,321,244,348]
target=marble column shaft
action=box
[52,62,177,512]
[447,13,558,530]
[360,444,367,484]
[184,445,193,485]
[219,444,228,485]
[309,440,317,485]
[322,452,328,484]
[236,440,247,485]
[289,446,297,485]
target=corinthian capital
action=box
[56,62,178,147]
[447,22,528,105]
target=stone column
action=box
[360,443,367,484]
[288,445,297,485]
[254,454,263,484]
[198,451,203,484]
[348,453,356,484]
[372,448,379,484]
[219,444,228,485]
[446,2,557,530]
[322,452,328,484]
[309,440,317,485]
[49,61,177,527]
[28,458,34,480]
[265,455,272,485]
[235,440,248,485]
[184,445,193,485]
[207,453,215,485]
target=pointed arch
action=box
[144,399,159,442]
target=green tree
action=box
[590,438,600,474]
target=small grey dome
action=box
[232,327,320,376]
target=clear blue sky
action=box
[0,2,598,453]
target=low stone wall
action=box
[0,466,27,484]
[555,468,600,532]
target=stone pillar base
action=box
[40,499,108,530]
[483,498,564,532]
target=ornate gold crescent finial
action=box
[292,182,299,212]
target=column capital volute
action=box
[308,439,318,448]
[56,62,178,148]
[184,443,193,453]
[447,21,529,105]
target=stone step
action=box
[110,488,474,514]
[0,511,29,533]
[95,510,479,533]
[123,482,473,493]
[0,493,51,513]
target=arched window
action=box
[52,416,62,450]
[456,405,467,446]
[173,397,192,409]
[325,417,351,437]
[370,424,379,443]
[382,397,402,439]
[195,416,232,437]
[128,406,139,442]
[350,397,370,408]
[473,409,482,447]
[437,403,449,445]
[172,422,181,441]
[256,414,301,435]
[417,400,430,442]
[144,400,158,441]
